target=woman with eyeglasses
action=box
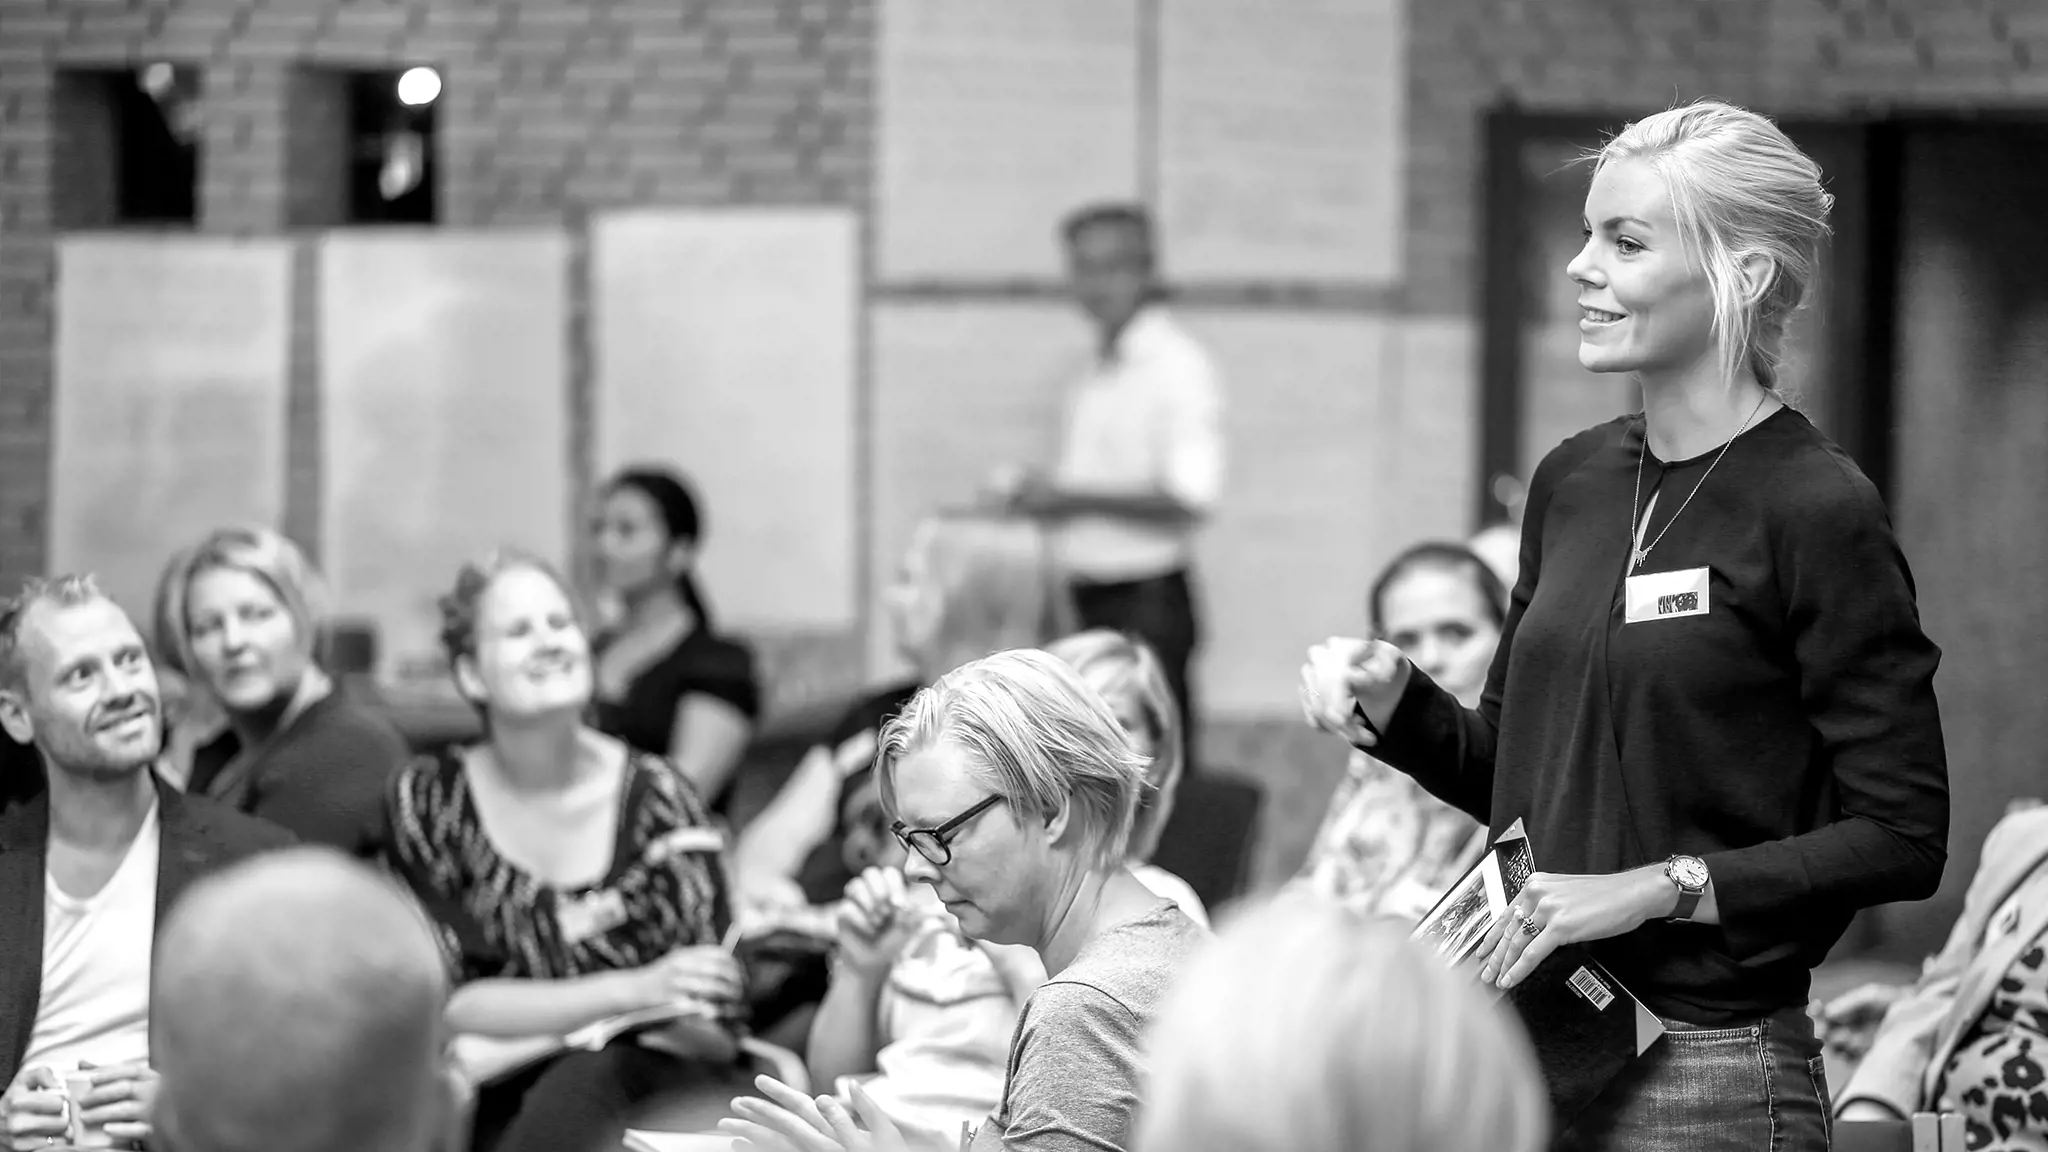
[724,649,1206,1152]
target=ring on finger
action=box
[1519,917,1540,937]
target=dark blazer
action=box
[0,767,296,1087]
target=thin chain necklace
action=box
[1630,393,1769,571]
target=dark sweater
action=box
[1375,408,1949,1024]
[188,688,411,858]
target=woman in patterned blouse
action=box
[1836,801,2048,1150]
[1294,542,1506,922]
[384,550,746,1152]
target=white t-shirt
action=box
[18,799,160,1079]
[1054,308,1226,582]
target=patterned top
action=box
[1942,908,2048,1151]
[385,745,732,984]
[1294,750,1488,925]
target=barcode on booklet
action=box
[1568,966,1616,1011]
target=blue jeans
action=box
[1555,1004,1833,1152]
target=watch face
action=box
[1671,856,1710,889]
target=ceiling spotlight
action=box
[396,66,441,108]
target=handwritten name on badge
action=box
[1625,566,1711,624]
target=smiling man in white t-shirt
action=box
[0,575,292,1149]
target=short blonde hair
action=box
[1594,99,1833,392]
[1045,629,1181,864]
[1139,894,1549,1152]
[876,648,1145,871]
[153,527,328,681]
[909,512,1073,676]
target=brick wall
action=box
[0,0,873,589]
[1402,0,2048,321]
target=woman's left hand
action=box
[1478,868,1673,991]
[721,1076,926,1152]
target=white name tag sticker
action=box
[1624,566,1711,624]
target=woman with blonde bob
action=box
[153,524,409,855]
[726,648,1207,1152]
[1046,629,1204,925]
[1139,894,1548,1152]
[1304,99,1946,1149]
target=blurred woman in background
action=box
[153,524,409,856]
[734,511,1071,912]
[1047,629,1205,925]
[1294,541,1504,922]
[591,467,760,811]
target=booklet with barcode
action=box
[1411,819,1666,1128]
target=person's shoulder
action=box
[1754,408,1889,522]
[1532,415,1633,490]
[387,747,464,816]
[164,785,298,859]
[1128,310,1221,386]
[622,745,719,825]
[1052,903,1208,1005]
[682,628,756,669]
[287,692,412,768]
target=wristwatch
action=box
[1665,854,1710,921]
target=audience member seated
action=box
[730,511,1070,1045]
[153,525,411,856]
[1294,542,1505,922]
[383,551,751,1152]
[149,846,457,1152]
[1835,799,2048,1148]
[1047,629,1205,925]
[802,782,1045,1147]
[724,649,1207,1152]
[1138,893,1549,1152]
[0,575,293,1148]
[590,467,761,810]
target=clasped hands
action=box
[2,1061,157,1151]
[722,1076,938,1152]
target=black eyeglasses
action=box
[891,794,1004,867]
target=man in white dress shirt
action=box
[0,575,290,1150]
[997,203,1226,761]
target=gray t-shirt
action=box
[968,900,1207,1152]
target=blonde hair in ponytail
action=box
[1594,100,1833,393]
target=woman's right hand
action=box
[2,1066,70,1151]
[623,946,746,1013]
[1300,637,1412,746]
[834,867,918,981]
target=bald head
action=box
[151,848,451,1152]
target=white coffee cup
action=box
[61,1071,113,1149]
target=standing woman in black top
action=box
[590,468,761,812]
[1303,99,1948,1151]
